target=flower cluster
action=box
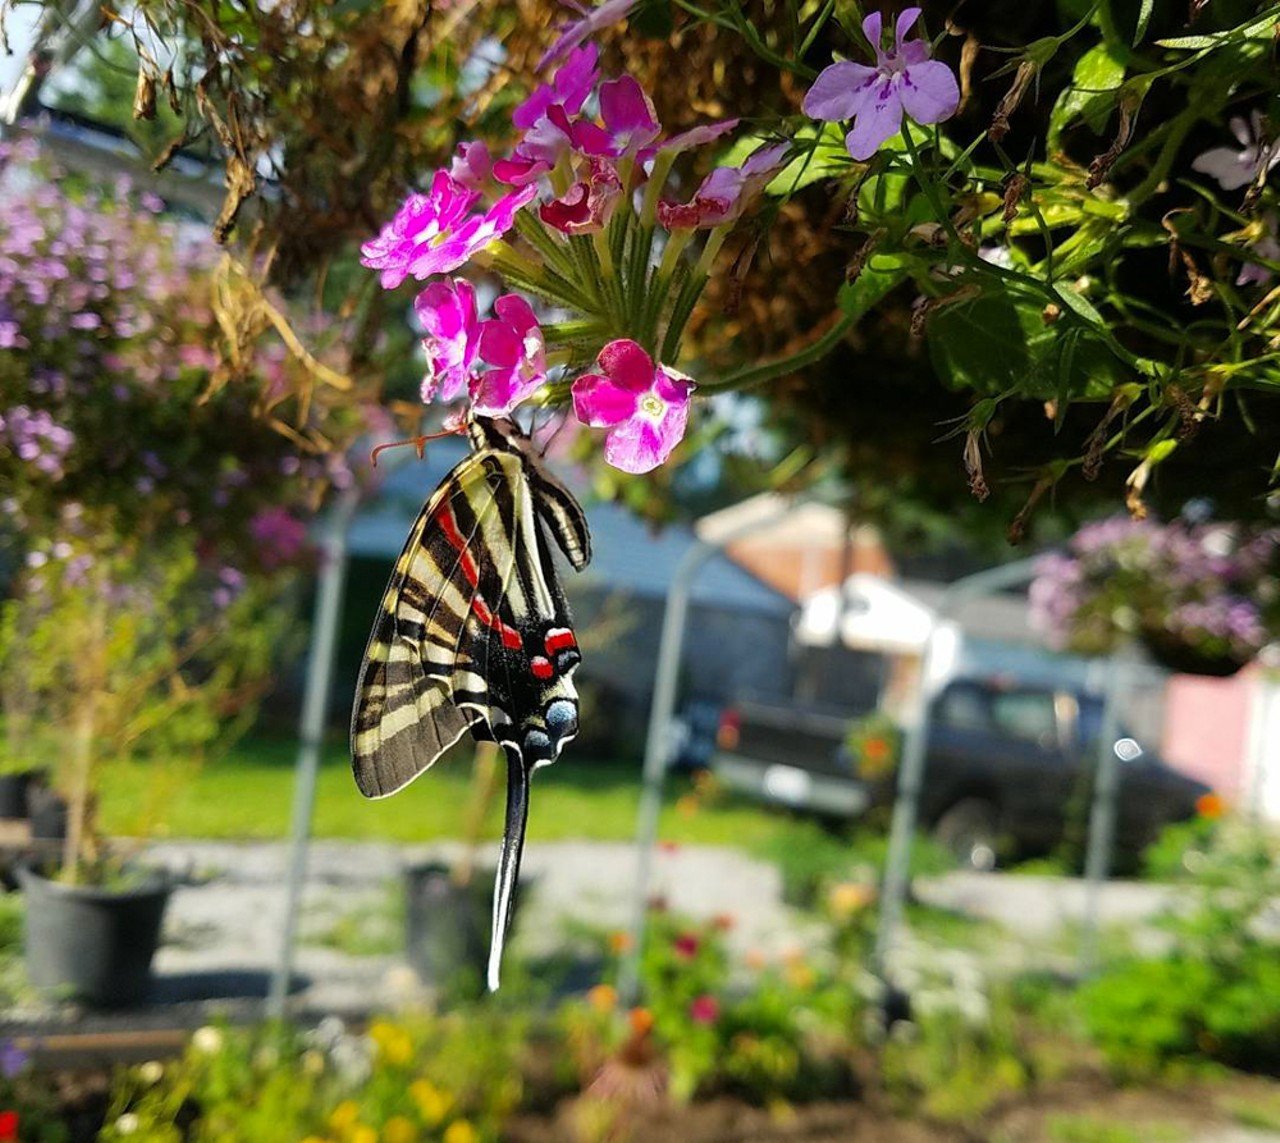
[361,10,965,474]
[0,143,363,601]
[1030,516,1279,672]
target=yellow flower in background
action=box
[329,1101,360,1135]
[587,983,617,1013]
[783,959,816,990]
[382,1115,417,1143]
[369,1020,414,1067]
[606,931,633,954]
[827,881,876,920]
[675,793,700,818]
[443,1121,478,1143]
[351,1126,377,1143]
[409,1079,452,1125]
[300,1137,329,1143]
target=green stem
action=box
[701,308,860,392]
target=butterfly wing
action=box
[350,451,493,798]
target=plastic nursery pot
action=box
[17,865,172,1008]
[1140,632,1250,679]
[26,784,67,841]
[403,862,522,1000]
[0,770,42,820]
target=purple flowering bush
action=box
[0,143,363,878]
[1030,517,1279,674]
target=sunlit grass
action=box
[98,733,819,848]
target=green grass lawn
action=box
[97,733,813,848]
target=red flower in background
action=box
[689,995,719,1025]
[0,1110,19,1142]
[673,933,699,960]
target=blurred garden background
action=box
[1,0,1280,1140]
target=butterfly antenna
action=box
[369,425,463,468]
[487,749,532,992]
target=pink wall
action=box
[1161,670,1254,799]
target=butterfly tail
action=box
[487,748,531,992]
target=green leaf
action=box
[926,285,1129,401]
[1048,41,1127,149]
[1133,0,1154,44]
[1156,9,1280,49]
[837,254,908,320]
[767,124,851,195]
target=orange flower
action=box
[628,1007,654,1036]
[587,984,618,1013]
[1196,792,1227,820]
[676,794,700,818]
[711,912,735,932]
[863,737,891,763]
[607,931,634,954]
[744,949,767,970]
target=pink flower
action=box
[414,278,480,402]
[1193,111,1280,192]
[641,118,740,163]
[540,159,622,235]
[250,507,308,568]
[573,340,696,474]
[497,46,600,185]
[449,141,493,190]
[803,7,959,161]
[538,0,640,71]
[360,171,535,289]
[672,932,700,960]
[515,44,599,129]
[657,143,788,230]
[571,76,661,159]
[474,295,547,415]
[689,995,719,1025]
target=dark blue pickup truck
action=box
[706,678,1209,870]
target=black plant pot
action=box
[1141,632,1250,678]
[404,862,517,999]
[26,785,67,841]
[0,770,39,820]
[17,865,171,1008]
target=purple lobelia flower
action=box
[414,277,481,402]
[540,158,623,234]
[657,143,788,230]
[572,339,695,473]
[1192,111,1280,192]
[1236,214,1280,288]
[473,295,547,415]
[360,171,535,289]
[538,0,640,71]
[803,7,959,161]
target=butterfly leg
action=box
[487,746,532,992]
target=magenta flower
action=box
[515,44,599,130]
[689,995,720,1025]
[671,932,700,960]
[497,46,601,185]
[803,7,959,161]
[572,340,696,474]
[540,159,622,235]
[250,507,308,569]
[360,171,535,289]
[538,0,640,71]
[657,143,788,230]
[414,278,480,403]
[1193,112,1280,192]
[474,295,547,415]
[449,141,493,191]
[571,76,662,159]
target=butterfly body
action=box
[351,414,590,989]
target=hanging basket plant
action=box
[1030,517,1279,678]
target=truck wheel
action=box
[934,799,1000,872]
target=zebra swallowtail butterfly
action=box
[350,413,591,990]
